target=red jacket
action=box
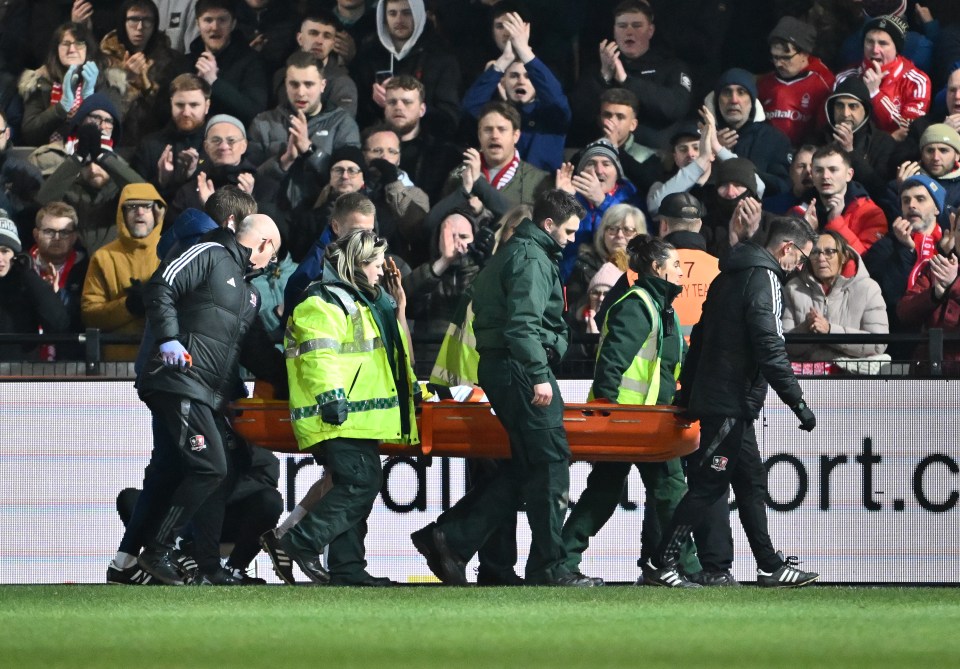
[758,57,835,147]
[836,56,931,133]
[896,263,960,363]
[790,188,887,254]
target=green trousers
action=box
[561,458,702,575]
[439,356,572,584]
[286,438,382,583]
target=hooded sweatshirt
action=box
[375,0,427,65]
[708,68,792,196]
[81,183,165,359]
[819,77,896,198]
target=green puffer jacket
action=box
[472,218,568,384]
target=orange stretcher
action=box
[229,399,700,463]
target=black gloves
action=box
[368,158,399,185]
[74,123,104,164]
[319,397,349,425]
[125,279,146,316]
[469,225,497,263]
[791,400,816,432]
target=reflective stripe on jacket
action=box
[592,286,682,405]
[286,283,418,447]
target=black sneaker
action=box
[171,548,198,578]
[546,571,601,587]
[137,549,187,585]
[330,573,397,587]
[571,571,604,586]
[757,554,818,588]
[260,529,297,585]
[476,567,525,586]
[688,569,740,587]
[642,559,702,589]
[106,561,155,585]
[190,566,244,586]
[227,566,267,585]
[411,524,467,585]
[279,532,330,585]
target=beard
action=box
[175,116,205,133]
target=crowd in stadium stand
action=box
[1,0,960,376]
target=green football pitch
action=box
[2,585,958,668]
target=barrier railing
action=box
[2,329,959,378]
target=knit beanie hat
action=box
[577,138,623,181]
[329,145,368,173]
[205,114,247,139]
[920,123,960,154]
[863,15,907,54]
[715,158,760,198]
[589,261,624,294]
[715,68,758,104]
[768,16,817,54]
[901,174,946,214]
[0,214,21,253]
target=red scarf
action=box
[908,226,943,289]
[481,150,520,190]
[31,247,79,362]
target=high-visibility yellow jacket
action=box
[590,276,684,405]
[286,279,418,448]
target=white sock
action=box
[275,505,308,538]
[112,551,137,569]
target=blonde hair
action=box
[595,204,646,259]
[326,229,388,297]
[492,204,532,253]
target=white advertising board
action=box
[0,379,956,584]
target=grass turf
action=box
[1,585,957,668]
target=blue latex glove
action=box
[159,340,191,369]
[80,61,99,99]
[59,65,78,111]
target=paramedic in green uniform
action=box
[561,234,702,586]
[279,230,418,586]
[412,189,597,587]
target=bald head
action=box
[236,214,281,269]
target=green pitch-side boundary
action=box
[1,585,958,668]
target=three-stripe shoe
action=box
[757,554,819,588]
[259,529,297,584]
[106,561,155,585]
[642,559,702,588]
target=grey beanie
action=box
[577,138,623,181]
[0,214,22,253]
[204,114,247,139]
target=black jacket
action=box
[680,241,803,419]
[0,256,71,361]
[139,229,284,410]
[188,31,268,126]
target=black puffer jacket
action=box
[680,242,803,419]
[138,229,284,410]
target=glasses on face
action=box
[38,227,77,239]
[126,16,156,27]
[59,40,87,50]
[331,166,362,177]
[605,225,637,236]
[792,242,810,268]
[263,238,278,264]
[122,202,153,214]
[84,114,115,129]
[206,136,244,147]
[770,51,798,64]
[809,248,839,258]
